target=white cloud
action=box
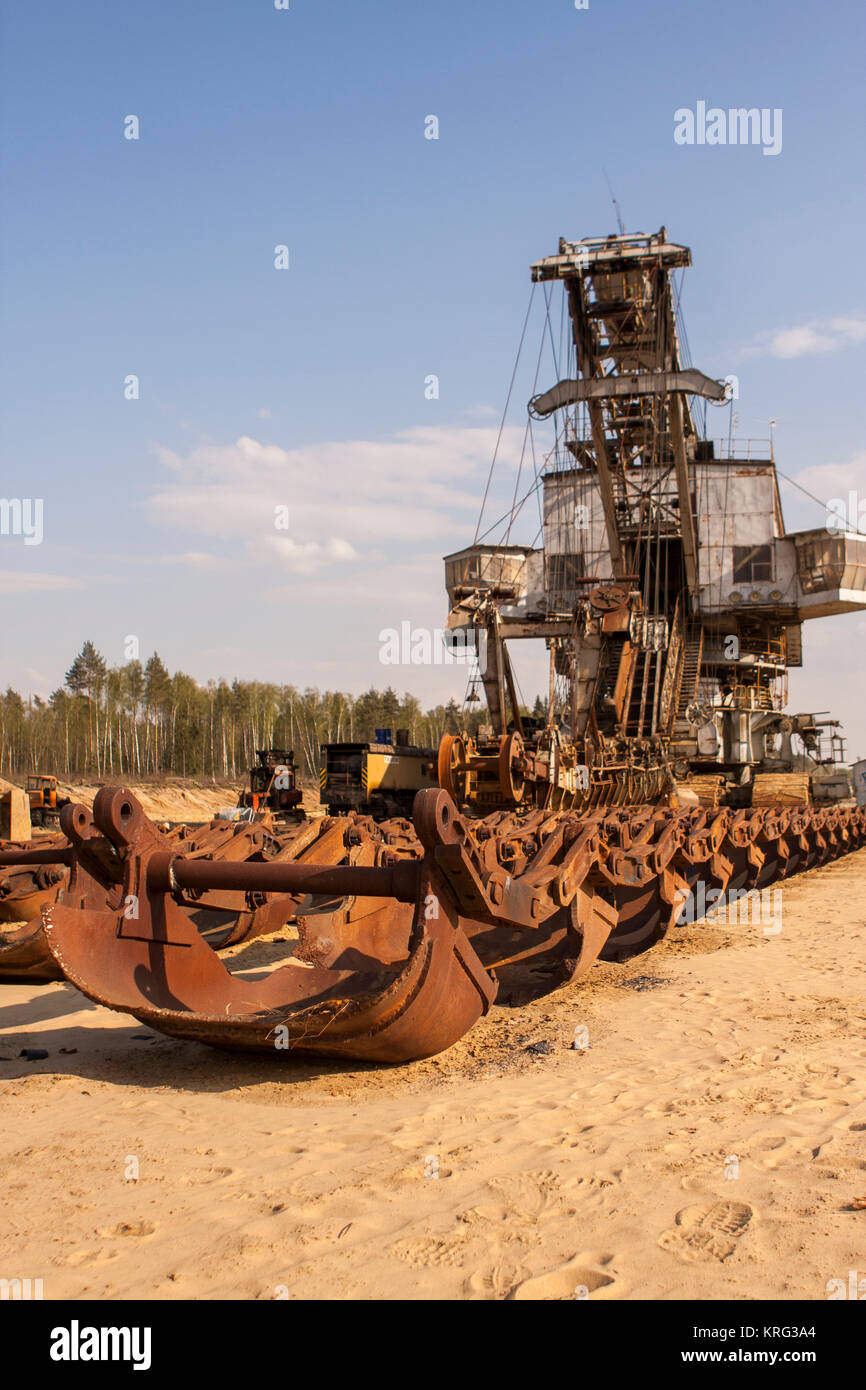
[0,571,85,594]
[153,551,227,569]
[744,315,866,359]
[146,425,527,576]
[263,534,360,576]
[789,451,866,497]
[57,422,547,707]
[262,554,442,609]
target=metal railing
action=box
[708,439,772,462]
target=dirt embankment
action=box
[0,778,323,826]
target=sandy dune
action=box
[1,848,864,1301]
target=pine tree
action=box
[65,640,107,771]
[144,653,172,772]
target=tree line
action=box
[0,641,537,783]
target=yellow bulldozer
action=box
[25,774,71,829]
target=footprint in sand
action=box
[391,1231,472,1268]
[507,1253,623,1300]
[750,1133,787,1151]
[181,1165,235,1185]
[485,1169,561,1223]
[384,1161,453,1188]
[65,1247,122,1269]
[658,1200,754,1262]
[466,1254,529,1298]
[96,1220,156,1239]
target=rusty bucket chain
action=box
[0,799,412,982]
[1,785,864,1062]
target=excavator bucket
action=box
[0,833,70,934]
[2,785,863,1063]
[0,807,390,982]
[38,788,487,1063]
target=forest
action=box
[0,641,544,782]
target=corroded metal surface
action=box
[0,808,410,982]
[1,785,862,1062]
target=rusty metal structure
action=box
[0,812,374,981]
[232,749,304,823]
[443,229,866,812]
[0,226,864,1064]
[0,786,864,1060]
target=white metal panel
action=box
[694,464,783,610]
[542,472,613,581]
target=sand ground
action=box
[1,847,864,1301]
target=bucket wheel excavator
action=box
[2,226,865,1065]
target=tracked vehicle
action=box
[25,774,71,828]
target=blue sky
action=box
[1,0,865,747]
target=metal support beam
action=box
[587,401,627,579]
[480,617,509,736]
[529,368,727,419]
[669,392,699,594]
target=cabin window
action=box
[733,544,772,583]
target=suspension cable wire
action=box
[511,662,531,721]
[474,473,545,546]
[529,420,545,537]
[542,281,567,472]
[776,468,866,538]
[543,281,562,383]
[503,417,532,547]
[505,288,555,545]
[560,281,568,393]
[674,270,712,442]
[474,284,537,544]
[674,270,693,370]
[460,652,482,721]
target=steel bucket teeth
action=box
[1,787,864,1063]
